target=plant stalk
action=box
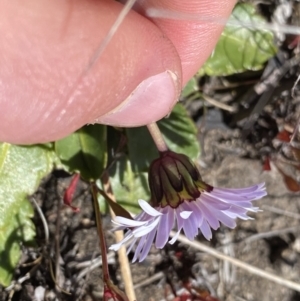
[147,123,168,152]
[91,183,129,301]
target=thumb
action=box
[0,0,182,144]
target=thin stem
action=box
[91,183,109,280]
[91,183,129,301]
[55,196,62,294]
[147,123,169,152]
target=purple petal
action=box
[209,208,236,228]
[224,205,253,220]
[126,237,138,255]
[181,202,201,238]
[209,191,261,203]
[210,193,253,202]
[196,197,220,230]
[175,205,197,240]
[199,219,212,240]
[182,224,194,240]
[182,215,197,240]
[188,201,204,227]
[199,194,231,210]
[213,183,265,194]
[109,181,267,263]
[175,208,185,230]
[132,235,147,263]
[139,229,156,262]
[155,207,174,248]
[251,191,268,199]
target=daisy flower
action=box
[109,151,267,262]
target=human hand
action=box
[0,0,236,144]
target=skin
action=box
[0,0,236,144]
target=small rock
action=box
[34,286,45,301]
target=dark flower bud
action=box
[148,151,212,208]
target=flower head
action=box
[110,151,267,263]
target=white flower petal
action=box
[138,199,162,217]
[180,210,193,219]
[109,232,133,251]
[133,216,161,237]
[169,229,181,244]
[114,216,147,227]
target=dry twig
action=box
[102,172,137,301]
[202,94,237,112]
[172,232,300,293]
[133,272,164,290]
[31,197,49,243]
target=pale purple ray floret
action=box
[109,183,267,263]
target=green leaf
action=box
[0,143,55,286]
[199,3,277,76]
[159,104,200,159]
[55,124,107,181]
[126,103,200,172]
[109,156,150,214]
[125,128,158,173]
[181,77,198,98]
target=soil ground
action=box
[1,128,300,301]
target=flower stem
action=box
[147,123,169,152]
[91,183,109,280]
[91,183,129,301]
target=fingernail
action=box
[95,70,180,126]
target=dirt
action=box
[1,129,300,301]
